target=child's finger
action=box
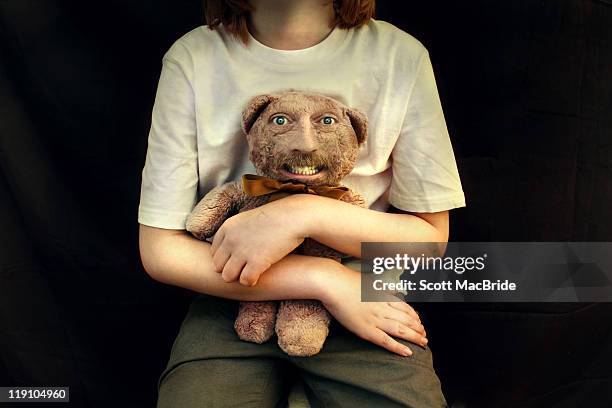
[388,301,420,322]
[384,309,425,336]
[239,262,266,287]
[210,229,225,256]
[221,256,246,283]
[388,301,421,323]
[367,329,413,357]
[377,318,427,348]
[212,246,231,274]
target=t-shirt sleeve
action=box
[138,42,199,229]
[388,50,466,213]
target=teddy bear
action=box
[185,90,368,357]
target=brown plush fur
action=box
[186,91,367,357]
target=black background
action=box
[1,1,611,407]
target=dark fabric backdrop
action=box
[1,1,611,407]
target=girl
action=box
[139,0,464,406]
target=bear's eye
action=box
[272,116,288,125]
[321,116,336,125]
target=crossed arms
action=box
[139,194,447,355]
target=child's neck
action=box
[248,0,336,50]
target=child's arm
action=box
[300,194,449,256]
[140,224,320,301]
[209,194,448,285]
[139,224,428,356]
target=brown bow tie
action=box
[242,174,349,202]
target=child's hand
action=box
[211,196,307,286]
[319,263,428,356]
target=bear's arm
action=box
[185,181,247,240]
[339,189,368,208]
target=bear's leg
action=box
[275,300,331,357]
[234,301,278,344]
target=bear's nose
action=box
[291,118,318,154]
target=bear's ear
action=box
[345,107,368,145]
[241,94,277,135]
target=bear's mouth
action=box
[282,164,323,176]
[280,164,327,182]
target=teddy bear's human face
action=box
[244,92,366,187]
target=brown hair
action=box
[204,0,376,44]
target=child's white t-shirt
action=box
[138,19,466,230]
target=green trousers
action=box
[157,294,447,408]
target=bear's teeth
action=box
[288,166,319,175]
